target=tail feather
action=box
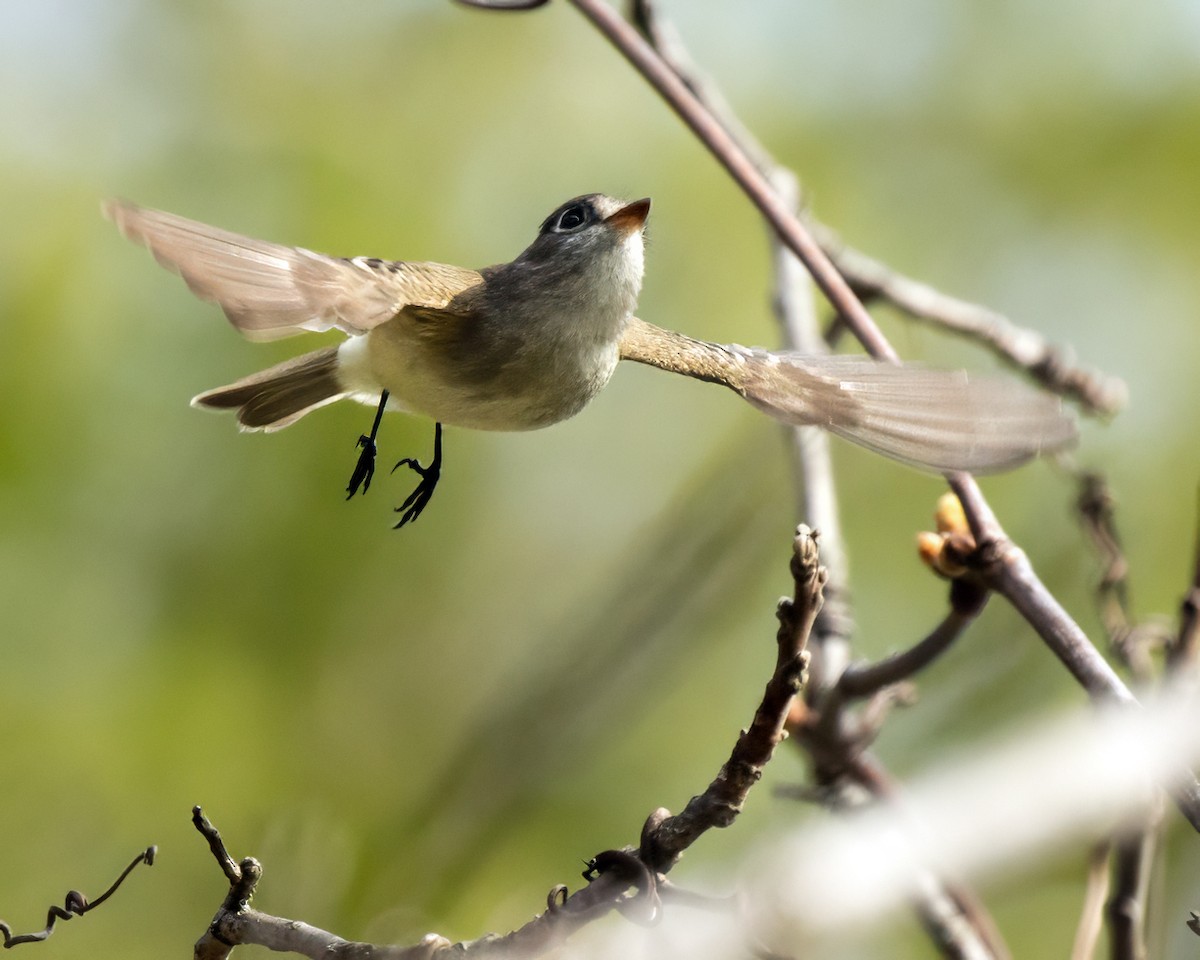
[192,346,344,431]
[742,353,1078,474]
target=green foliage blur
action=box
[2,1,1199,956]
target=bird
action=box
[104,194,1076,526]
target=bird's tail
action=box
[192,346,345,431]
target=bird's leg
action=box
[392,422,443,528]
[346,390,389,499]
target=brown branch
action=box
[0,846,155,948]
[630,0,1124,420]
[815,234,1128,417]
[1075,471,1174,678]
[566,0,899,363]
[570,0,1169,810]
[945,474,1200,835]
[627,0,857,692]
[1105,813,1161,960]
[641,525,822,872]
[622,8,1010,956]
[192,528,824,959]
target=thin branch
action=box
[193,528,825,959]
[945,474,1200,833]
[628,0,856,691]
[624,8,1009,957]
[0,846,155,948]
[1106,817,1159,960]
[566,0,1169,799]
[566,0,899,363]
[836,604,979,701]
[1075,471,1173,678]
[815,234,1128,417]
[641,525,823,872]
[1071,842,1111,960]
[631,0,1124,417]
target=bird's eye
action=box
[555,203,590,232]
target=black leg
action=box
[392,422,443,528]
[346,390,389,500]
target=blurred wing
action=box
[104,199,483,341]
[743,352,1078,474]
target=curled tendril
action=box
[454,0,550,9]
[0,846,156,948]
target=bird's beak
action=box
[605,197,651,235]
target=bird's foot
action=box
[392,454,441,528]
[345,434,377,499]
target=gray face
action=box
[481,194,647,329]
[516,194,632,268]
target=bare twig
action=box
[193,529,825,959]
[566,0,899,363]
[626,6,1011,956]
[628,0,855,694]
[1106,813,1160,960]
[0,846,155,948]
[641,525,822,872]
[631,0,1124,418]
[578,0,1178,814]
[815,235,1128,417]
[945,474,1200,833]
[1076,471,1173,678]
[1071,842,1111,960]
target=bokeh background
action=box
[2,1,1200,956]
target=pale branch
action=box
[0,846,155,948]
[456,2,1195,954]
[1070,843,1111,960]
[806,755,1011,960]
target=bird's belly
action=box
[342,327,618,432]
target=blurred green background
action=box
[2,1,1200,956]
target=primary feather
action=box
[103,200,482,341]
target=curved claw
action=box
[391,423,443,529]
[346,391,389,500]
[346,434,377,499]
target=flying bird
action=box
[104,194,1076,526]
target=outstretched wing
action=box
[618,317,1077,474]
[743,352,1078,474]
[104,200,484,341]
